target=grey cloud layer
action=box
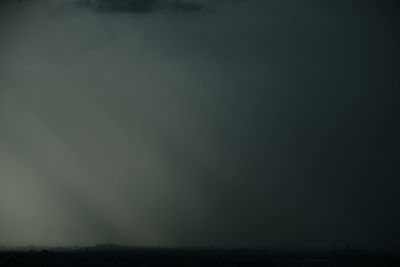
[0,0,399,249]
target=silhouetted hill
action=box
[0,246,399,266]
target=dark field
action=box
[0,247,399,267]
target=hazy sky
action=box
[0,0,399,250]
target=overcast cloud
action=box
[0,0,399,250]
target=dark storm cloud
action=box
[76,0,214,13]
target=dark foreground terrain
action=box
[0,246,399,267]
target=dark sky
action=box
[0,0,399,250]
